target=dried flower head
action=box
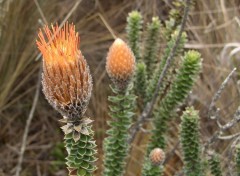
[106,38,135,90]
[149,148,165,166]
[36,23,92,120]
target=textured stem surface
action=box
[64,120,97,176]
[208,152,222,176]
[235,145,240,176]
[180,107,202,176]
[135,61,147,109]
[103,85,136,176]
[126,11,143,61]
[143,17,161,76]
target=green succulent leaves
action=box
[103,85,136,176]
[208,152,222,176]
[142,50,202,175]
[143,17,161,76]
[146,30,187,102]
[134,62,147,108]
[64,124,97,176]
[235,144,240,176]
[142,160,163,176]
[126,11,143,61]
[180,107,202,176]
[151,50,201,150]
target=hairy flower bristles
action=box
[37,23,97,175]
[106,38,135,90]
[36,23,92,120]
[149,148,165,166]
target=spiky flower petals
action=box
[106,38,135,90]
[149,148,165,166]
[36,23,92,120]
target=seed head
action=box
[36,23,92,120]
[149,148,165,166]
[106,38,135,90]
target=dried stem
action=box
[162,141,180,165]
[218,132,240,140]
[33,0,48,24]
[204,100,240,153]
[15,68,41,176]
[208,68,236,120]
[222,106,240,131]
[96,13,117,39]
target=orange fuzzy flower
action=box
[106,38,135,90]
[36,23,92,120]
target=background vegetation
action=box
[0,0,240,175]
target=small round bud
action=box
[106,38,135,90]
[149,148,165,166]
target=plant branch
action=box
[208,68,236,120]
[218,132,240,140]
[203,99,240,153]
[34,0,48,24]
[15,68,41,176]
[128,0,191,144]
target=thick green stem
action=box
[208,152,222,176]
[103,84,136,176]
[126,11,143,61]
[64,123,97,176]
[180,107,202,176]
[134,61,147,109]
[235,144,240,176]
[143,17,161,76]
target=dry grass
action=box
[0,0,240,175]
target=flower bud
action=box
[106,38,135,90]
[36,23,92,120]
[149,148,165,166]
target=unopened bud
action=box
[106,38,135,90]
[149,148,165,165]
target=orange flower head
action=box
[149,148,165,166]
[36,23,92,120]
[106,38,135,90]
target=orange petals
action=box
[37,23,80,67]
[36,23,92,119]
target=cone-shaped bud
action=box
[36,23,92,120]
[149,148,165,166]
[106,38,135,90]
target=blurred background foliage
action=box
[0,0,240,175]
